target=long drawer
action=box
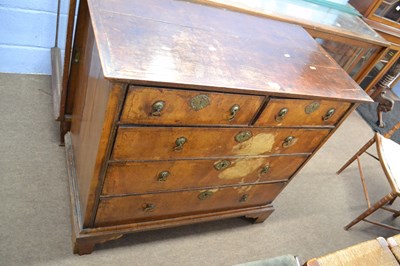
[95,182,286,227]
[120,86,265,125]
[111,127,330,161]
[102,155,307,195]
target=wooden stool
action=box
[337,122,400,232]
[305,237,399,266]
[388,234,400,263]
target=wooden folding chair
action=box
[337,121,400,231]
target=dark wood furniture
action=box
[357,19,400,97]
[350,0,400,29]
[64,0,371,255]
[348,2,400,127]
[337,122,400,232]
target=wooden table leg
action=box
[376,90,394,128]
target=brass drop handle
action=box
[151,100,165,116]
[229,104,240,121]
[283,136,296,148]
[275,108,288,122]
[157,171,170,182]
[260,165,270,175]
[143,203,155,212]
[198,191,213,200]
[240,194,249,203]
[323,108,336,121]
[173,136,187,151]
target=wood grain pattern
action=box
[189,0,387,80]
[69,20,99,225]
[69,34,124,227]
[67,130,274,254]
[120,86,265,125]
[95,182,285,227]
[86,0,371,103]
[102,155,308,195]
[255,98,351,127]
[111,127,330,161]
[193,0,387,46]
[349,0,377,16]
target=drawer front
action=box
[120,86,264,125]
[95,183,285,227]
[111,127,330,160]
[254,98,351,127]
[102,155,307,195]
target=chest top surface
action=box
[191,0,388,46]
[87,0,371,102]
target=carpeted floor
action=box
[357,101,400,144]
[1,73,400,266]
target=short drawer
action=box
[102,155,308,195]
[111,126,330,160]
[120,86,264,125]
[254,98,351,127]
[95,183,285,227]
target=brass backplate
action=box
[239,194,249,203]
[214,160,231,171]
[305,102,320,114]
[198,191,213,200]
[235,131,252,143]
[190,94,210,111]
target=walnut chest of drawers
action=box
[64,0,372,255]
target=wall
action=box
[0,0,70,74]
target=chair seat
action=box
[388,234,400,263]
[306,237,399,266]
[376,133,400,194]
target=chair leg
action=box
[389,197,397,206]
[337,138,376,175]
[356,156,371,208]
[344,192,396,231]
